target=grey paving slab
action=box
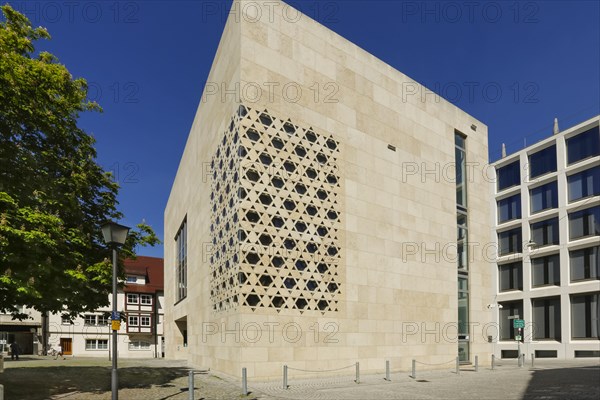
[248,360,600,400]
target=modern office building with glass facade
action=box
[492,116,600,359]
[164,0,493,378]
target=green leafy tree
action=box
[0,5,159,319]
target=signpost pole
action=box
[111,248,119,400]
[509,316,525,367]
[517,329,521,367]
[511,318,525,368]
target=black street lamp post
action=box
[101,221,130,400]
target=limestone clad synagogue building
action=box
[165,0,492,378]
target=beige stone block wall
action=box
[163,4,242,367]
[165,0,493,379]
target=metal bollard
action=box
[1,384,4,400]
[491,354,495,370]
[355,362,360,384]
[531,353,535,368]
[518,353,523,368]
[412,359,416,379]
[242,367,248,396]
[283,365,288,389]
[188,371,194,400]
[475,355,478,372]
[455,357,460,375]
[385,360,391,381]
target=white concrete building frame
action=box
[491,116,600,360]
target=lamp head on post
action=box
[101,221,130,247]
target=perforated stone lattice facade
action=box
[210,105,342,314]
[209,108,243,313]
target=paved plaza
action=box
[250,359,600,400]
[0,357,598,399]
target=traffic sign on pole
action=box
[513,319,525,328]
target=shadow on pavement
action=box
[0,365,190,400]
[2,356,40,362]
[523,365,600,399]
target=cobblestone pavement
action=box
[0,357,598,400]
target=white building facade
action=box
[0,307,42,356]
[492,116,600,359]
[45,256,165,358]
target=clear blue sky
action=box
[10,0,599,258]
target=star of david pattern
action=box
[210,105,342,314]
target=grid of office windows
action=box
[532,297,561,341]
[529,145,557,178]
[498,194,521,223]
[531,217,559,247]
[568,166,600,202]
[570,246,599,282]
[530,181,558,214]
[176,219,187,301]
[499,300,523,340]
[498,262,522,291]
[497,160,521,191]
[498,228,522,255]
[531,254,560,287]
[494,119,599,359]
[571,293,600,339]
[568,206,600,239]
[566,127,600,165]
